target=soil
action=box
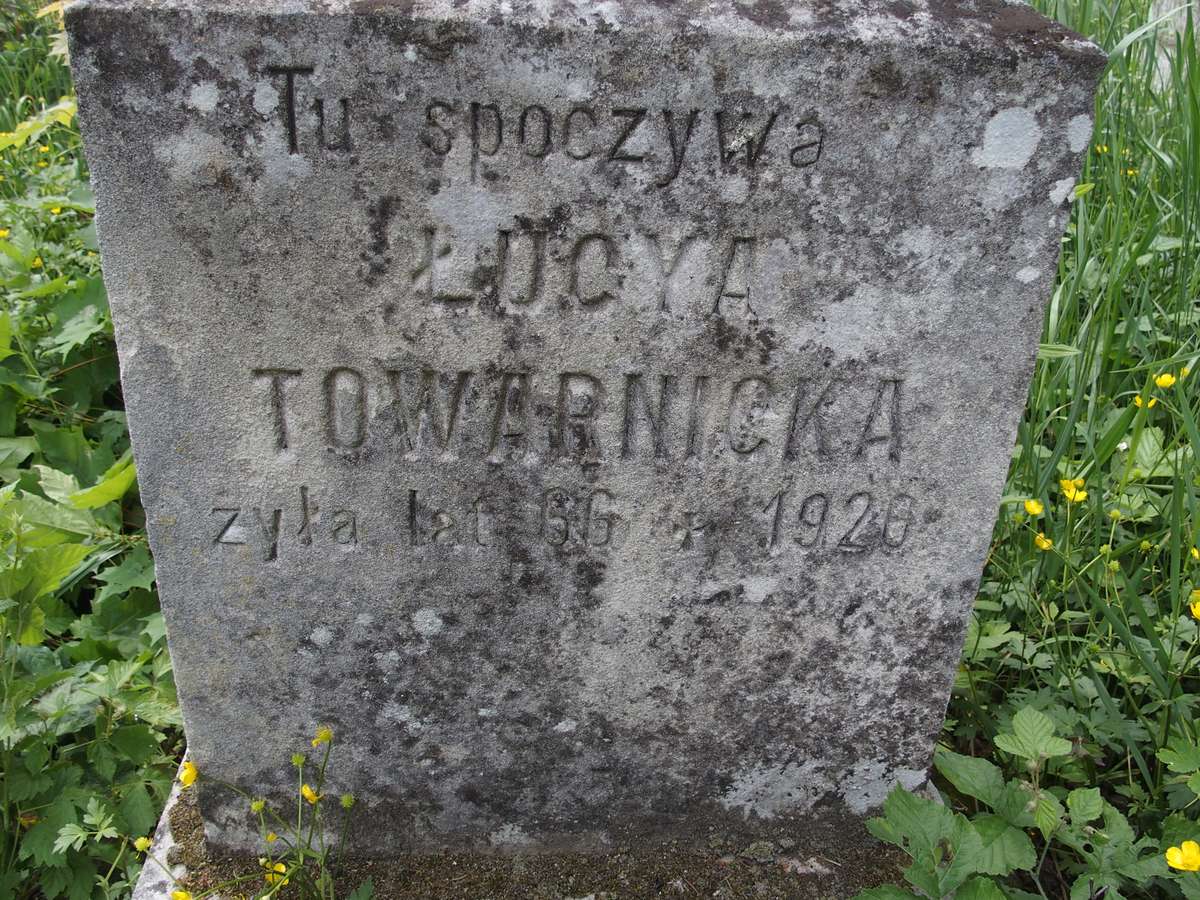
[167,792,907,899]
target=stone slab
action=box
[67,0,1104,855]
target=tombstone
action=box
[66,0,1104,877]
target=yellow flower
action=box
[36,160,47,168]
[1166,840,1200,871]
[301,783,320,804]
[1193,547,1200,561]
[0,228,9,239]
[134,836,153,853]
[49,206,60,215]
[1024,499,1044,516]
[250,798,264,813]
[311,725,333,747]
[265,831,278,843]
[179,761,198,788]
[38,145,49,153]
[30,256,42,269]
[1125,168,1137,177]
[1035,533,1053,551]
[1134,394,1156,409]
[1060,478,1087,503]
[1190,595,1200,620]
[1155,372,1177,389]
[263,860,289,886]
[170,892,193,900]
[1182,366,1191,379]
[1096,143,1109,154]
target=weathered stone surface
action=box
[67,0,1103,855]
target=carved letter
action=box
[609,108,648,162]
[644,233,696,311]
[496,228,546,305]
[726,376,771,454]
[570,233,617,307]
[622,373,673,459]
[252,368,302,450]
[388,369,472,453]
[658,109,699,187]
[712,236,755,314]
[790,116,824,167]
[519,105,552,158]
[422,100,455,155]
[323,367,367,450]
[470,101,503,180]
[556,372,604,459]
[855,378,904,463]
[563,107,596,160]
[715,111,778,167]
[265,65,314,154]
[784,377,835,459]
[488,372,530,459]
[314,97,351,151]
[254,507,282,562]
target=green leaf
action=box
[68,452,136,509]
[955,876,1007,900]
[0,310,12,361]
[867,785,956,858]
[1037,343,1082,360]
[93,545,155,603]
[346,878,376,900]
[1158,738,1200,774]
[52,823,89,855]
[0,96,76,151]
[934,748,1005,807]
[994,707,1072,760]
[1031,789,1064,840]
[117,782,158,836]
[19,797,77,866]
[972,815,1036,876]
[110,724,159,765]
[1067,787,1103,824]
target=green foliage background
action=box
[0,0,1197,898]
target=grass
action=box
[0,0,1197,897]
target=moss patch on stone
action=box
[167,790,905,898]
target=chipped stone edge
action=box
[133,759,207,900]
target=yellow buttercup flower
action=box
[49,206,60,215]
[170,892,192,900]
[134,836,152,853]
[312,725,333,747]
[1155,372,1177,389]
[30,256,42,269]
[38,145,49,153]
[1035,533,1053,551]
[265,831,278,843]
[1192,547,1200,561]
[1166,840,1200,871]
[301,783,320,804]
[1024,499,1044,516]
[1134,394,1156,409]
[1190,593,1200,620]
[263,860,289,885]
[36,160,47,168]
[179,761,198,788]
[1060,478,1087,503]
[0,228,10,239]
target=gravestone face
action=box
[67,0,1103,855]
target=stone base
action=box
[133,784,910,899]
